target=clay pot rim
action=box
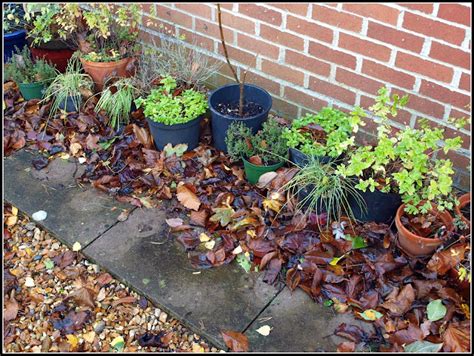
[79,56,130,67]
[454,193,471,222]
[395,203,453,244]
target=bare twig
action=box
[217,3,239,84]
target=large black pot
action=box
[208,83,272,153]
[58,95,82,113]
[146,115,202,151]
[289,148,333,167]
[348,188,402,224]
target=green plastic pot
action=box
[243,158,284,185]
[19,82,46,100]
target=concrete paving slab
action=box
[83,207,281,349]
[245,288,375,352]
[4,149,130,247]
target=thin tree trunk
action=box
[217,4,239,84]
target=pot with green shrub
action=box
[135,76,208,151]
[4,46,57,100]
[4,4,28,61]
[225,119,289,184]
[42,56,94,114]
[282,106,363,167]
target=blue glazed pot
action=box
[209,84,272,153]
[4,29,27,62]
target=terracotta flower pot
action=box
[80,57,132,91]
[395,203,454,257]
[454,193,471,230]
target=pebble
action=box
[159,312,168,323]
[94,321,106,334]
[25,222,36,231]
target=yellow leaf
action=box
[192,343,205,352]
[72,242,82,252]
[69,142,82,156]
[11,206,18,216]
[59,152,70,160]
[6,215,18,226]
[199,233,211,242]
[83,331,96,343]
[204,240,215,250]
[247,230,256,239]
[460,304,470,319]
[66,334,78,349]
[263,198,282,213]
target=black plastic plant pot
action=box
[348,188,402,224]
[146,115,202,151]
[58,95,82,113]
[296,184,328,214]
[289,147,344,168]
[208,83,272,153]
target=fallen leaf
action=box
[404,340,443,353]
[24,277,35,287]
[337,341,356,352]
[177,183,201,211]
[199,233,211,242]
[256,171,278,188]
[112,296,136,307]
[4,295,19,322]
[442,321,470,352]
[427,299,447,321]
[256,325,272,336]
[204,240,216,250]
[68,287,96,308]
[83,331,96,343]
[358,309,383,321]
[72,242,81,252]
[111,336,125,352]
[66,334,78,349]
[166,218,184,228]
[96,273,113,287]
[221,330,249,352]
[117,210,130,222]
[381,284,415,316]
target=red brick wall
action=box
[136,3,471,189]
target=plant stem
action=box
[217,4,239,84]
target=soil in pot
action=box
[214,101,264,118]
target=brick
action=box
[175,3,212,19]
[142,16,175,34]
[312,5,363,33]
[429,41,470,70]
[342,4,399,26]
[285,50,331,77]
[335,68,385,95]
[420,80,470,109]
[238,4,282,26]
[338,33,392,62]
[178,28,214,51]
[216,43,256,68]
[220,9,255,35]
[308,77,356,105]
[155,5,193,29]
[284,87,328,111]
[456,172,471,191]
[438,4,471,27]
[308,42,357,69]
[260,24,304,51]
[195,18,234,42]
[443,127,471,150]
[391,88,445,119]
[398,3,433,14]
[459,73,471,92]
[362,60,416,89]
[262,59,305,86]
[237,33,280,60]
[396,52,453,83]
[270,95,299,118]
[403,12,466,46]
[245,71,280,96]
[139,3,153,14]
[367,21,424,53]
[270,3,308,16]
[286,15,333,44]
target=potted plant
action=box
[4,46,58,100]
[42,56,94,114]
[24,4,75,73]
[282,107,363,167]
[3,3,27,61]
[53,4,142,90]
[225,119,289,184]
[283,155,366,227]
[454,193,471,231]
[134,76,208,151]
[209,4,272,152]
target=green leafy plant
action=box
[42,56,94,116]
[134,76,208,125]
[4,46,57,84]
[337,87,465,215]
[94,78,139,130]
[282,107,364,158]
[3,4,26,33]
[283,155,366,226]
[225,119,289,165]
[24,4,68,47]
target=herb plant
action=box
[225,119,289,164]
[134,76,208,125]
[282,107,364,158]
[4,46,57,84]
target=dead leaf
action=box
[165,218,184,228]
[443,321,470,352]
[96,273,113,287]
[221,330,249,352]
[177,183,201,211]
[4,295,19,322]
[380,284,415,316]
[68,287,96,309]
[111,296,136,307]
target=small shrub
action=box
[4,46,57,84]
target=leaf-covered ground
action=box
[3,204,219,352]
[3,82,471,352]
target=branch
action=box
[217,3,239,84]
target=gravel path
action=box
[3,204,221,352]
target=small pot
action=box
[18,82,46,100]
[395,203,454,256]
[58,95,82,113]
[209,84,272,153]
[31,46,75,73]
[80,57,132,91]
[243,158,284,185]
[4,29,27,61]
[454,193,471,230]
[146,115,202,151]
[289,147,343,167]
[348,188,402,224]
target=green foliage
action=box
[42,56,94,116]
[4,46,57,84]
[3,4,26,33]
[282,107,364,158]
[95,78,139,130]
[426,299,447,321]
[134,76,208,125]
[283,156,367,227]
[337,87,463,215]
[225,119,289,164]
[24,4,64,46]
